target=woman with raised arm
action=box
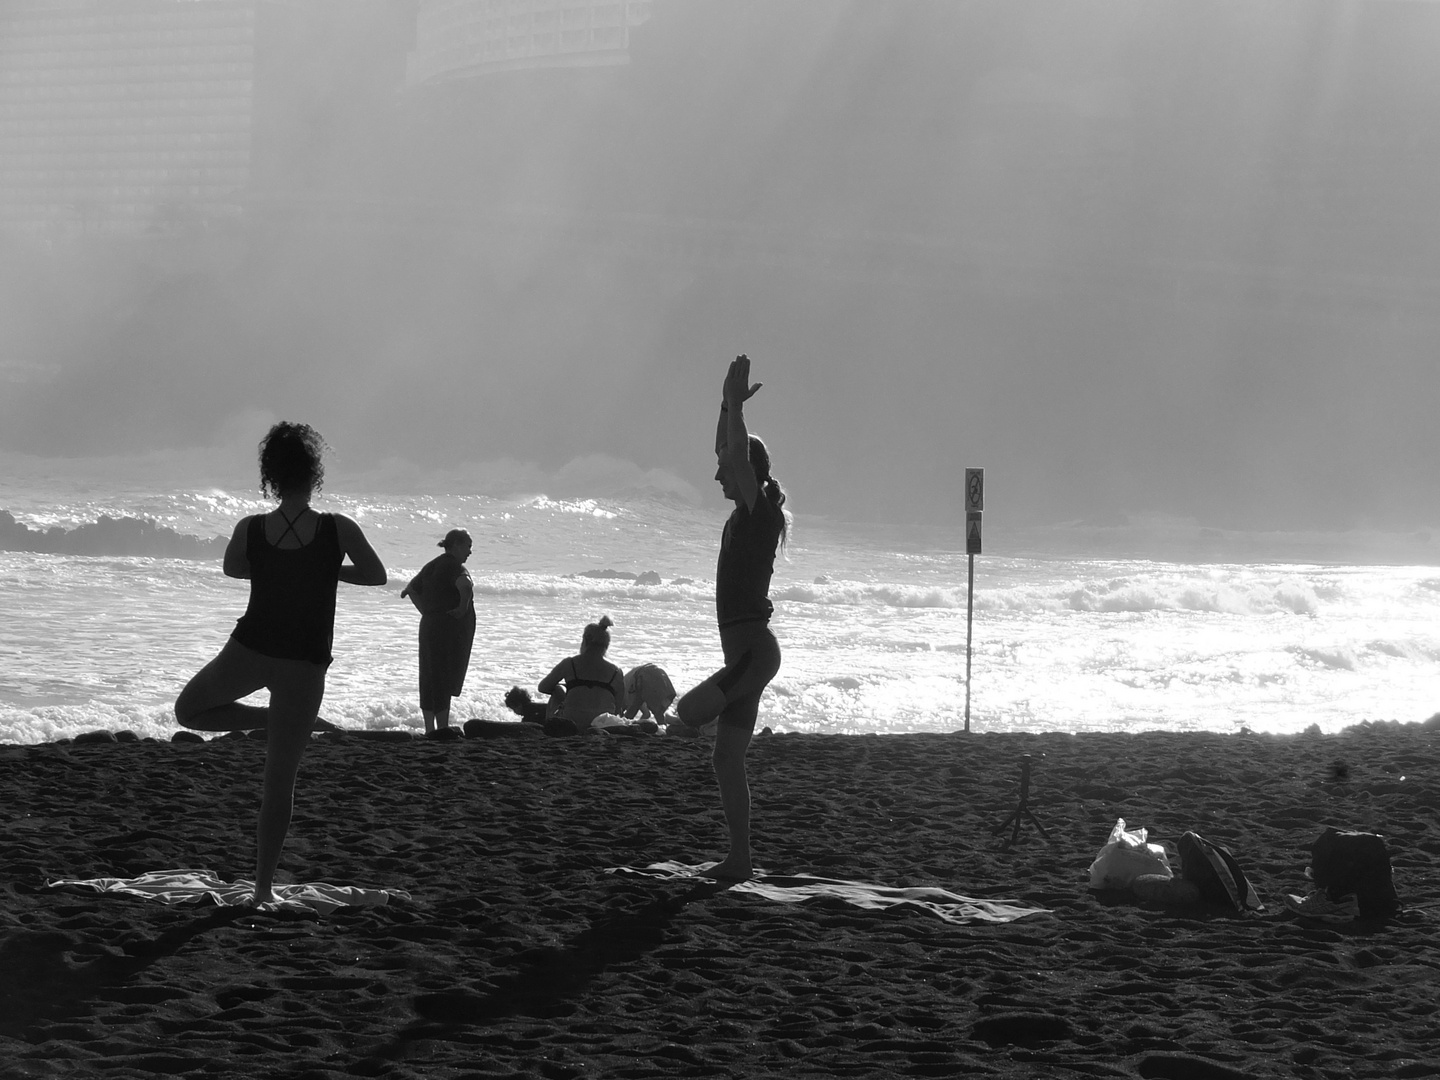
[175,421,386,906]
[674,354,787,880]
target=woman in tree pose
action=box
[675,354,787,880]
[175,421,386,905]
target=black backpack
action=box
[1309,828,1400,919]
[1178,831,1263,912]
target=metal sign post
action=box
[963,468,983,733]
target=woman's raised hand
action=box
[724,354,762,407]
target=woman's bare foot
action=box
[702,857,753,882]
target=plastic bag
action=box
[1088,818,1173,890]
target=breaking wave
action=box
[0,509,224,560]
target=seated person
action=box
[504,686,549,724]
[537,615,625,733]
[622,663,677,723]
[504,686,578,737]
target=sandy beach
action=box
[3,725,1438,1079]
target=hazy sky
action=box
[3,0,1439,534]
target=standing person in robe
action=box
[401,528,476,736]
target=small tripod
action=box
[993,753,1049,851]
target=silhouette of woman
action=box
[401,528,476,735]
[175,421,386,905]
[674,355,787,880]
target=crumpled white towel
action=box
[47,868,410,915]
[607,861,1051,924]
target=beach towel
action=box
[47,869,410,915]
[608,861,1050,924]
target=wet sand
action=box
[2,725,1438,1078]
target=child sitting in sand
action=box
[621,663,677,724]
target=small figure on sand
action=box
[671,354,787,880]
[174,422,387,906]
[400,528,476,736]
[622,662,678,725]
[538,615,625,733]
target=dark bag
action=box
[1309,828,1400,918]
[1178,831,1263,912]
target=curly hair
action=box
[258,421,327,498]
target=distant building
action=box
[406,0,652,86]
[0,0,658,237]
[0,0,414,237]
[0,0,258,235]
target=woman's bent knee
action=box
[174,679,209,726]
[678,683,723,727]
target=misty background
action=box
[2,0,1438,543]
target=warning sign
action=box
[966,511,982,555]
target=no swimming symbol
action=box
[964,468,984,512]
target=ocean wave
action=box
[1366,639,1440,663]
[459,569,1322,616]
[1060,575,1320,616]
[470,571,709,602]
[526,495,618,520]
[1296,646,1359,671]
[772,582,964,608]
[0,509,224,560]
[0,701,177,745]
[0,693,522,745]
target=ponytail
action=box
[748,434,789,550]
[767,477,789,552]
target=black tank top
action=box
[231,512,343,665]
[715,496,782,629]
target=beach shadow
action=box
[357,879,732,1066]
[0,907,250,1036]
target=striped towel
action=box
[608,861,1050,924]
[48,869,409,915]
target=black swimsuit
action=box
[567,658,620,703]
[555,657,622,726]
[231,510,342,666]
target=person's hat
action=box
[439,528,471,548]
